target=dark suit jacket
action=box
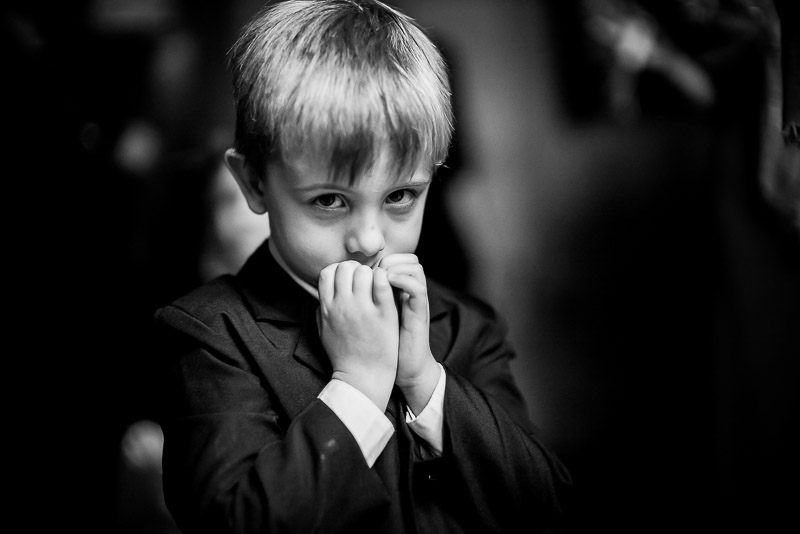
[153,240,571,533]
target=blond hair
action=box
[227,0,453,182]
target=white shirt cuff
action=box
[318,379,394,468]
[405,363,446,457]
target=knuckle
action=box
[354,265,373,281]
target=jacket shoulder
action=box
[427,277,503,324]
[153,275,250,329]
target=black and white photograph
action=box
[5,1,798,533]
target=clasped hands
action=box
[316,254,440,414]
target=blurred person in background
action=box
[434,0,799,531]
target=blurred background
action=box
[5,0,798,532]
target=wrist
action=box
[332,370,394,412]
[398,357,441,416]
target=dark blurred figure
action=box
[4,1,128,531]
[2,0,222,531]
[535,0,799,532]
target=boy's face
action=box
[261,150,432,287]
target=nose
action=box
[345,212,385,259]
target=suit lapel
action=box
[236,241,332,419]
[252,319,332,420]
[292,308,333,378]
[428,283,452,365]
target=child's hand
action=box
[317,260,399,411]
[378,254,441,414]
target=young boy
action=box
[153,1,571,533]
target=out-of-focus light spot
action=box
[89,0,181,34]
[120,420,164,471]
[114,119,162,176]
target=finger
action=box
[385,262,426,285]
[376,253,418,271]
[333,260,359,298]
[386,264,428,316]
[387,270,427,298]
[318,263,337,307]
[352,264,374,299]
[372,267,396,309]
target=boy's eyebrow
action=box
[294,183,350,192]
[395,177,432,188]
[295,176,432,192]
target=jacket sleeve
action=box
[153,304,392,534]
[427,298,572,533]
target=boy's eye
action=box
[386,189,414,205]
[313,194,344,209]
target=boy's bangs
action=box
[280,73,444,185]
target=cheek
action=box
[289,223,331,248]
[269,209,327,252]
[293,225,345,264]
[386,215,424,252]
[281,227,344,284]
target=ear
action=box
[224,148,268,214]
